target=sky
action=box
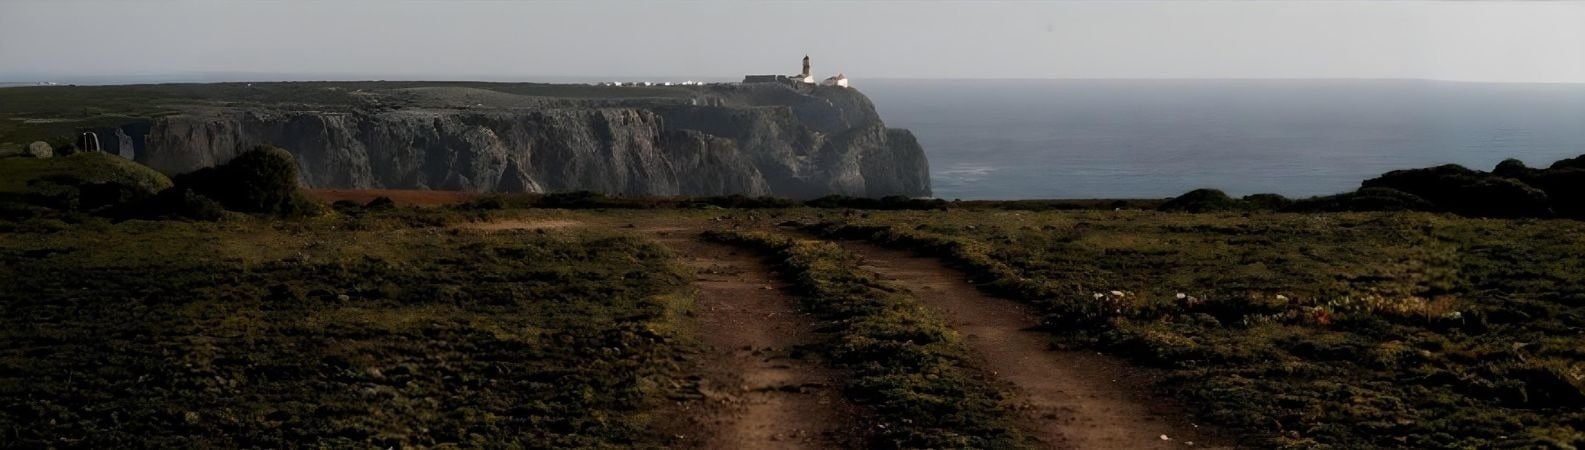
[2,1,1583,83]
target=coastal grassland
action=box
[704,230,1026,449]
[0,81,700,150]
[0,215,694,448]
[0,152,172,201]
[807,210,1585,449]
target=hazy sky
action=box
[3,1,1583,83]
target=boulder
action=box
[26,141,52,159]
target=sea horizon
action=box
[5,75,1581,201]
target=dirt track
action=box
[463,219,860,449]
[459,216,1225,449]
[650,230,863,449]
[846,241,1227,449]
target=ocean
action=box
[860,79,1585,200]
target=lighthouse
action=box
[741,55,819,84]
[797,55,814,84]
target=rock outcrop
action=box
[127,83,930,198]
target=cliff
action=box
[115,82,929,198]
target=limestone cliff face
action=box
[133,83,930,198]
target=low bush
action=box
[1361,164,1552,218]
[686,194,799,209]
[171,146,319,217]
[1241,193,1293,210]
[804,194,948,210]
[1159,188,1239,212]
[1287,187,1436,213]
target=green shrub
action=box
[804,195,947,210]
[1493,158,1533,178]
[143,186,228,221]
[1160,188,1238,212]
[1361,164,1551,218]
[1288,187,1436,213]
[170,146,318,216]
[687,194,799,209]
[1242,193,1293,210]
[365,196,396,210]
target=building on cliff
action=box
[820,73,849,88]
[743,55,816,84]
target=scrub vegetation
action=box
[805,210,1585,448]
[0,216,695,449]
[0,149,699,448]
[0,81,702,151]
[3,144,1584,448]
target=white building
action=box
[820,73,849,88]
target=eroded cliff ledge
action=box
[121,82,930,198]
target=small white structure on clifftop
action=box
[821,73,849,88]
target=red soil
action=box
[304,189,486,207]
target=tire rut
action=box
[648,229,863,449]
[845,242,1229,450]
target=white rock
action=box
[26,141,52,159]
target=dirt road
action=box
[648,229,863,449]
[460,220,859,448]
[460,216,1224,449]
[846,242,1227,450]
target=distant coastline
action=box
[7,76,1582,201]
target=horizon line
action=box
[3,73,1583,86]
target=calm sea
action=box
[861,79,1585,200]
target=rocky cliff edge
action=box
[118,82,930,198]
